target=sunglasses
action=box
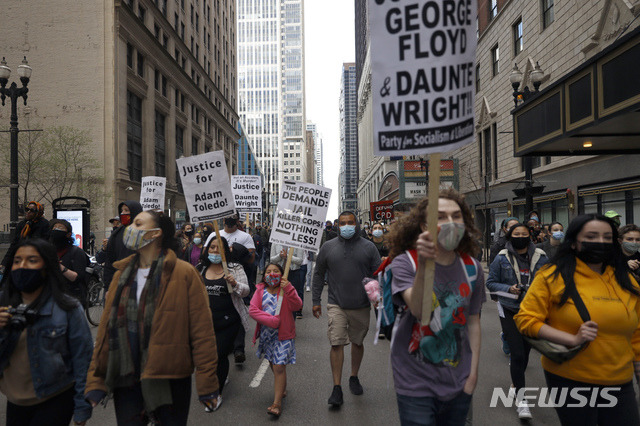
[24,207,37,213]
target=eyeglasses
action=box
[24,207,37,213]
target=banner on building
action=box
[370,0,477,156]
[140,176,166,211]
[231,175,262,213]
[269,181,332,253]
[176,151,235,222]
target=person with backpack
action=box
[385,189,485,426]
[486,222,547,420]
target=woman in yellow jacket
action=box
[515,214,640,426]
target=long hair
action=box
[0,239,77,311]
[387,188,481,259]
[199,235,233,268]
[146,210,179,252]
[548,214,639,305]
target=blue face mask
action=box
[208,254,222,264]
[552,231,564,241]
[193,237,202,245]
[340,225,356,239]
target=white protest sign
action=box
[176,151,235,222]
[269,181,332,253]
[140,176,166,210]
[370,0,477,156]
[231,175,262,213]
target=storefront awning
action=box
[513,27,640,156]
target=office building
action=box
[339,62,358,213]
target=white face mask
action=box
[438,222,466,251]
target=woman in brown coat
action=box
[85,210,219,424]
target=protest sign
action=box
[269,181,332,253]
[231,175,262,213]
[370,200,394,222]
[140,176,166,210]
[176,151,235,222]
[370,0,477,156]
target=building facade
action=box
[339,62,358,213]
[451,0,640,246]
[237,123,261,176]
[306,120,324,186]
[0,0,239,238]
[237,0,306,222]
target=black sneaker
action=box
[328,385,343,406]
[349,376,363,395]
[234,352,246,364]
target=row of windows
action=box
[487,0,554,30]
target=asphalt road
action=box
[0,284,571,425]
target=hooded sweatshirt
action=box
[103,201,143,286]
[311,211,381,309]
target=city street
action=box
[0,281,564,425]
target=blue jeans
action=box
[396,391,472,426]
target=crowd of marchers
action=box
[1,197,640,425]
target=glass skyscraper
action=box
[340,62,358,213]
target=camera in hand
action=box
[517,284,528,301]
[8,304,39,329]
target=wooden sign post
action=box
[421,153,441,326]
[275,247,294,315]
[213,220,233,293]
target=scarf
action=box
[20,201,44,238]
[104,253,172,413]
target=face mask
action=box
[208,253,222,264]
[50,229,70,246]
[122,226,160,251]
[202,228,210,235]
[120,213,131,226]
[340,225,356,239]
[511,237,530,250]
[530,216,539,222]
[622,241,640,253]
[11,268,45,293]
[576,242,614,264]
[326,225,332,231]
[185,229,194,236]
[266,272,281,287]
[552,231,565,241]
[372,229,383,238]
[438,222,466,251]
[193,238,202,245]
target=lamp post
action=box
[0,57,32,236]
[509,61,544,213]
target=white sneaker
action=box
[225,376,230,385]
[516,401,532,419]
[204,395,223,413]
[508,386,516,402]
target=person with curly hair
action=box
[386,189,485,426]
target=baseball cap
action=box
[604,210,621,219]
[108,216,120,224]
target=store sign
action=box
[405,181,426,198]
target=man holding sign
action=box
[311,211,381,407]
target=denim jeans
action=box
[396,391,473,426]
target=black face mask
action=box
[50,229,70,247]
[576,242,614,264]
[184,229,194,236]
[511,237,530,250]
[11,268,45,293]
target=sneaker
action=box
[501,332,510,356]
[349,376,363,395]
[516,401,532,419]
[225,376,230,385]
[305,286,311,292]
[234,352,246,364]
[328,385,343,406]
[296,311,303,319]
[508,386,516,402]
[378,332,386,340]
[205,395,223,412]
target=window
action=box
[163,35,168,49]
[489,0,498,20]
[475,64,480,93]
[491,45,500,77]
[174,13,179,30]
[127,91,143,182]
[155,111,166,177]
[136,52,144,77]
[138,5,146,22]
[126,43,133,68]
[513,18,523,56]
[542,0,554,29]
[478,123,498,181]
[192,136,199,155]
[181,23,185,40]
[174,88,179,107]
[154,69,160,91]
[154,24,161,40]
[161,75,167,97]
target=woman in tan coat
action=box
[85,210,219,424]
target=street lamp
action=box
[510,62,544,107]
[509,61,545,213]
[0,56,32,235]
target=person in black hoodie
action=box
[311,211,381,407]
[1,201,50,277]
[49,219,88,304]
[102,200,143,287]
[489,217,519,265]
